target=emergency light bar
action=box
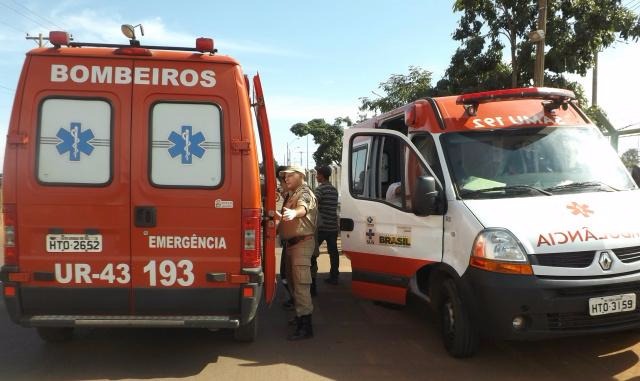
[47,29,217,55]
[456,87,576,116]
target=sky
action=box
[0,0,639,170]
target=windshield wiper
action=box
[460,185,552,198]
[543,181,619,193]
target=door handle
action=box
[134,206,157,227]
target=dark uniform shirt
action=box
[314,182,338,232]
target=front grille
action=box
[547,310,640,330]
[553,281,640,297]
[530,251,595,268]
[613,246,640,264]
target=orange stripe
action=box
[352,280,407,305]
[346,250,433,278]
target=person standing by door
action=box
[314,166,341,285]
[277,165,318,340]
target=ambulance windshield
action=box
[441,126,636,199]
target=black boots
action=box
[287,314,313,340]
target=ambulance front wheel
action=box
[37,327,74,343]
[234,315,258,342]
[439,278,478,358]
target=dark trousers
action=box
[317,230,340,279]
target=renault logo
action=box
[598,251,613,271]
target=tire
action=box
[439,278,478,358]
[37,327,74,343]
[234,315,258,342]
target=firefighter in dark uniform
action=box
[277,165,317,340]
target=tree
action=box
[621,148,639,169]
[439,0,640,94]
[290,117,352,166]
[359,66,435,114]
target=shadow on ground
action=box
[0,272,639,381]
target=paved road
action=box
[0,251,639,381]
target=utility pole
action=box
[592,51,598,107]
[533,0,547,87]
[26,33,47,47]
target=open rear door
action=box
[252,74,277,304]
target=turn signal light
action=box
[470,257,533,275]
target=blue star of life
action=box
[168,125,206,164]
[56,122,95,161]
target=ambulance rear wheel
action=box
[439,278,478,358]
[37,327,74,342]
[234,315,258,342]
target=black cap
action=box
[315,165,331,178]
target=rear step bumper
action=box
[26,315,240,328]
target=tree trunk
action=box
[510,31,518,88]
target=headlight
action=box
[470,229,532,275]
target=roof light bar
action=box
[456,87,576,116]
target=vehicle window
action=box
[37,98,112,185]
[441,126,636,199]
[350,133,441,214]
[412,134,444,185]
[350,141,368,196]
[150,102,222,187]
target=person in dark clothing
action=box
[314,165,341,285]
[277,166,294,310]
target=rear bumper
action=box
[1,265,262,329]
[463,267,640,340]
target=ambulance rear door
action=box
[252,73,277,304]
[340,128,445,305]
[130,59,242,315]
[16,54,133,315]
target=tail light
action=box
[242,209,262,269]
[3,204,17,266]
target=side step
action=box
[27,315,240,328]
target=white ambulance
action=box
[340,87,640,357]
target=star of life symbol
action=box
[168,125,206,164]
[566,202,594,217]
[366,229,375,244]
[56,122,95,161]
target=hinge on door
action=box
[7,133,28,145]
[232,140,250,155]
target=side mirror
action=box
[412,176,438,216]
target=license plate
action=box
[588,293,636,316]
[46,234,102,253]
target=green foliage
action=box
[583,105,611,133]
[359,66,435,114]
[290,117,352,166]
[621,148,640,169]
[441,0,640,92]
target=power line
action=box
[0,83,15,92]
[0,1,52,30]
[10,0,63,30]
[0,18,23,33]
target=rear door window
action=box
[37,98,112,185]
[150,102,223,187]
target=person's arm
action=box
[282,205,307,221]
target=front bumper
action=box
[463,267,640,340]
